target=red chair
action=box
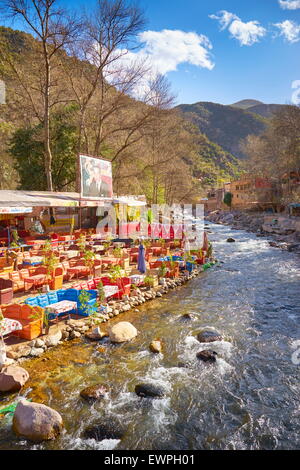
[0,278,13,304]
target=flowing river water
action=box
[0,223,299,450]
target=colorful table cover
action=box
[60,250,79,259]
[23,256,43,266]
[45,300,77,317]
[129,275,145,285]
[104,285,119,299]
[0,318,22,336]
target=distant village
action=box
[201,171,300,216]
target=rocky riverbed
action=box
[206,210,300,255]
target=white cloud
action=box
[274,20,300,42]
[103,29,214,101]
[209,10,267,46]
[279,0,300,10]
[134,29,215,74]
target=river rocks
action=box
[35,338,45,348]
[0,365,29,392]
[13,400,63,442]
[30,347,44,358]
[85,327,107,341]
[135,383,165,398]
[149,340,162,354]
[196,350,218,363]
[226,238,236,243]
[7,345,31,360]
[181,313,194,321]
[197,330,222,343]
[80,384,109,401]
[45,331,62,347]
[83,423,124,441]
[70,330,81,340]
[109,322,138,343]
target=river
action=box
[0,223,299,450]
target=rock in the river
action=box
[80,384,109,401]
[149,340,162,354]
[181,313,194,321]
[197,330,222,343]
[227,238,236,243]
[196,350,218,363]
[83,422,124,441]
[0,366,29,392]
[13,400,63,441]
[109,322,138,343]
[135,383,165,398]
[85,327,107,341]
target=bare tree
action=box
[62,0,146,159]
[1,0,81,191]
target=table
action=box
[45,300,77,320]
[24,274,47,291]
[104,285,119,299]
[129,275,145,285]
[23,256,44,266]
[0,318,22,336]
[60,250,79,259]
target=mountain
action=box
[177,101,267,159]
[231,99,264,110]
[231,99,285,118]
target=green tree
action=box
[223,192,233,208]
[9,108,78,191]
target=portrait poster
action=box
[79,155,113,199]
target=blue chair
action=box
[36,295,49,309]
[24,297,38,307]
[64,289,80,302]
[47,292,58,304]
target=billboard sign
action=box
[79,154,113,200]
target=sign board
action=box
[79,154,113,200]
[0,207,33,214]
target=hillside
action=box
[177,101,267,159]
[231,99,264,110]
[231,99,284,118]
[0,26,241,193]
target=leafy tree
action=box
[223,192,233,208]
[9,108,78,191]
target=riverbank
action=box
[2,264,213,366]
[205,210,300,255]
[1,223,299,450]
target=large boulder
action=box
[135,383,165,398]
[13,400,63,442]
[196,350,218,363]
[0,366,29,393]
[197,330,222,343]
[80,384,109,402]
[109,322,138,343]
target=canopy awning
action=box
[0,190,111,208]
[113,196,147,207]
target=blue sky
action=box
[4,0,300,105]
